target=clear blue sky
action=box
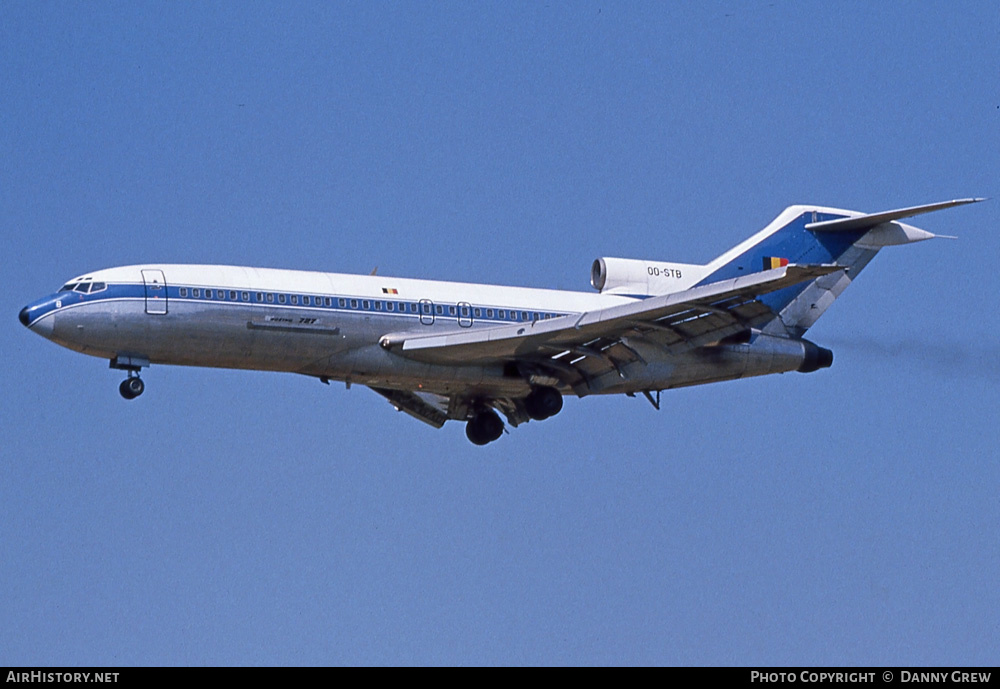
[2,1,998,666]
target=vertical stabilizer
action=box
[699,199,981,337]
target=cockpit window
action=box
[60,282,78,292]
[74,283,92,294]
[90,282,106,293]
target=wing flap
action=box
[368,386,449,428]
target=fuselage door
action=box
[458,301,473,328]
[419,299,434,325]
[141,269,168,315]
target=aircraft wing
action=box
[379,263,842,395]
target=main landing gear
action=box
[119,374,144,400]
[466,409,504,446]
[524,386,563,421]
[465,386,565,446]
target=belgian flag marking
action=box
[382,288,399,295]
[763,257,789,270]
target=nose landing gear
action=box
[110,355,149,400]
[119,375,144,400]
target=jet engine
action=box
[590,257,710,296]
[712,332,833,377]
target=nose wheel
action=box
[110,355,149,400]
[119,375,144,400]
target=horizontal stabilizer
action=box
[805,198,984,233]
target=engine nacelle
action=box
[714,332,833,377]
[591,257,711,296]
[797,339,834,373]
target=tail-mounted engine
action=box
[590,257,711,296]
[712,331,833,377]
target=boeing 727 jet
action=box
[19,199,980,444]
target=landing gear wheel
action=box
[525,386,563,420]
[119,377,144,400]
[466,409,504,446]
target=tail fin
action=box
[700,199,983,337]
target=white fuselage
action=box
[20,199,975,441]
[20,263,797,400]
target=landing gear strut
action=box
[119,374,144,400]
[466,409,504,446]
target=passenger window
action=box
[521,312,528,321]
[339,298,346,308]
[193,288,201,298]
[242,292,249,301]
[303,296,310,305]
[436,305,443,315]
[387,302,394,311]
[498,310,505,319]
[230,291,237,300]
[217,291,225,300]
[350,299,358,308]
[374,301,381,310]
[362,300,370,309]
[474,308,481,317]
[180,288,188,297]
[267,293,274,303]
[290,295,298,305]
[278,294,286,304]
[448,306,456,316]
[487,309,494,318]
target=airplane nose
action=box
[19,298,58,338]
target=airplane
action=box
[18,198,981,445]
